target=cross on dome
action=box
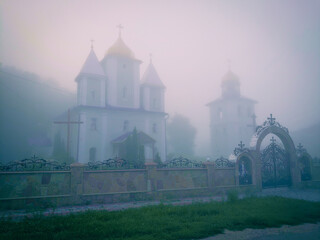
[149,53,153,64]
[227,59,232,71]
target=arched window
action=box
[152,123,157,133]
[89,147,96,162]
[122,87,127,99]
[218,108,223,120]
[91,118,97,131]
[239,156,252,185]
[152,98,157,108]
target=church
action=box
[54,30,167,163]
[207,70,257,159]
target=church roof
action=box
[105,36,135,59]
[111,130,155,144]
[206,96,257,106]
[78,48,105,77]
[141,61,165,88]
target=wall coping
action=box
[157,168,206,171]
[145,162,157,166]
[157,187,208,192]
[0,171,70,175]
[84,169,147,173]
[0,194,72,201]
[82,190,148,196]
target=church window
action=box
[152,123,157,133]
[152,98,157,109]
[91,118,97,131]
[123,120,129,131]
[89,147,96,162]
[238,105,242,117]
[122,87,127,99]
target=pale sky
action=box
[1,0,320,154]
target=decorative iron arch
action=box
[249,114,300,188]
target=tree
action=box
[124,128,145,168]
[167,114,196,156]
[154,152,162,165]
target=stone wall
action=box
[156,169,207,190]
[0,163,251,210]
[83,170,147,194]
[0,171,71,199]
[213,168,236,186]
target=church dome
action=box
[105,36,135,59]
[221,70,241,98]
[221,70,240,87]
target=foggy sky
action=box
[1,0,320,155]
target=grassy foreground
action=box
[1,197,320,240]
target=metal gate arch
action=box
[249,115,300,189]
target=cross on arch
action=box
[297,143,304,151]
[268,114,276,125]
[270,136,276,144]
[238,141,245,150]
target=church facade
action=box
[54,33,167,163]
[207,71,257,159]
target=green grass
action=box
[1,197,320,240]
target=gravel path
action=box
[200,187,320,240]
[202,222,320,240]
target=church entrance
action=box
[261,136,291,188]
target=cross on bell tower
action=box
[90,39,94,49]
[117,24,124,37]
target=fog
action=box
[1,0,320,155]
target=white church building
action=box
[207,70,257,159]
[54,32,167,163]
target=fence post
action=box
[145,162,158,192]
[70,163,84,204]
[204,162,215,189]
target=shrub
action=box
[227,189,239,203]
